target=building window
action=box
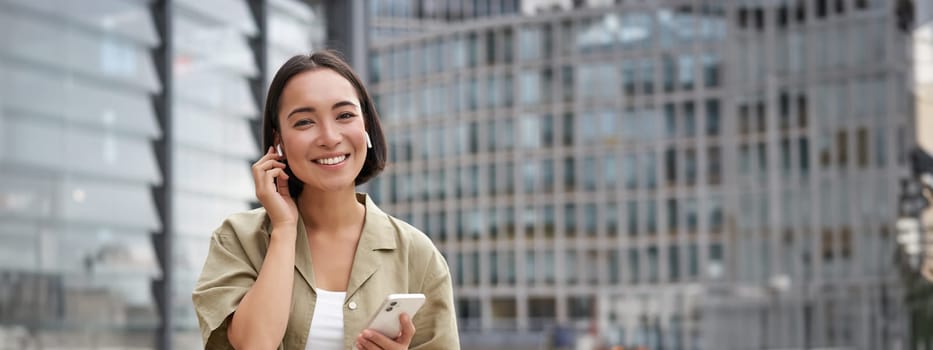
[857,127,869,168]
[525,251,536,283]
[604,155,617,189]
[489,251,499,284]
[709,195,724,233]
[562,65,574,102]
[623,60,637,95]
[781,138,792,176]
[642,60,655,94]
[608,250,621,284]
[665,103,677,138]
[521,70,542,106]
[488,207,499,239]
[542,158,555,193]
[647,246,659,282]
[458,298,482,331]
[686,197,698,233]
[585,204,597,236]
[667,198,679,233]
[644,152,658,189]
[628,248,640,283]
[688,244,699,277]
[505,251,516,284]
[543,205,556,238]
[678,54,694,90]
[685,148,697,186]
[543,250,555,284]
[606,202,618,236]
[627,200,639,236]
[519,26,543,61]
[564,157,576,190]
[562,112,574,146]
[800,137,810,176]
[837,130,848,167]
[705,99,720,136]
[491,297,517,328]
[624,154,638,190]
[703,54,721,87]
[523,162,539,193]
[646,199,658,234]
[708,145,722,185]
[669,245,680,281]
[564,203,577,237]
[569,295,594,320]
[566,250,578,284]
[683,101,696,137]
[583,157,597,191]
[663,55,676,91]
[665,148,677,185]
[542,114,554,147]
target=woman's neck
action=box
[296,187,366,235]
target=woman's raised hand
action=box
[252,146,299,229]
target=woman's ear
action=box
[273,132,283,158]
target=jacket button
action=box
[348,301,357,310]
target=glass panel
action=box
[1,65,160,137]
[4,0,159,46]
[175,0,257,36]
[173,149,255,199]
[2,116,161,184]
[174,103,257,157]
[0,11,160,92]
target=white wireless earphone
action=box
[364,131,373,149]
[276,144,283,157]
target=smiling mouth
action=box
[314,154,348,165]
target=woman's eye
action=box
[337,112,355,120]
[294,119,313,127]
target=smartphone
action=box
[364,293,426,338]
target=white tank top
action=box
[306,289,346,350]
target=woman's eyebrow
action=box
[287,101,358,119]
[332,100,359,110]
[287,106,315,119]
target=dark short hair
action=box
[261,50,387,197]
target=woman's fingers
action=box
[257,168,288,201]
[355,314,415,350]
[252,148,287,200]
[397,313,416,345]
[357,330,391,350]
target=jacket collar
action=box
[292,193,397,297]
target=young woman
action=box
[192,51,459,350]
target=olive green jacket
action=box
[192,193,460,349]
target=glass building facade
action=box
[366,0,912,349]
[0,0,323,348]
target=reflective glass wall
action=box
[0,0,323,348]
[0,0,162,347]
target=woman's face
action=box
[276,68,368,194]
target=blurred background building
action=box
[363,0,914,349]
[0,0,930,349]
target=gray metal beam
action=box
[149,0,174,349]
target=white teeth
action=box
[315,155,347,165]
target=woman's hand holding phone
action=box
[252,146,298,231]
[355,294,423,350]
[355,313,415,350]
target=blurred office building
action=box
[362,0,914,349]
[0,0,323,348]
[901,0,933,348]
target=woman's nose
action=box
[316,123,342,148]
